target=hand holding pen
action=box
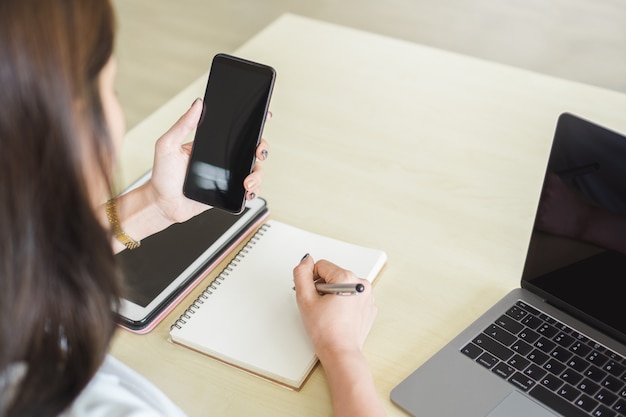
[293,254,376,348]
[292,254,367,296]
[292,255,384,417]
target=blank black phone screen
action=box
[183,54,275,213]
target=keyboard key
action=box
[494,314,523,334]
[572,332,590,344]
[558,383,582,402]
[492,362,516,379]
[613,398,626,413]
[537,323,559,338]
[518,328,541,344]
[578,378,601,396]
[604,361,626,378]
[571,341,593,357]
[555,322,574,334]
[588,341,606,353]
[508,354,531,371]
[551,346,574,363]
[540,373,564,391]
[586,365,609,383]
[506,306,528,321]
[476,352,498,369]
[568,356,591,373]
[461,342,483,360]
[594,406,617,417]
[561,370,584,385]
[510,339,533,356]
[524,363,547,381]
[606,350,625,362]
[592,405,617,417]
[521,314,543,330]
[484,324,517,346]
[529,385,588,417]
[575,394,599,413]
[601,375,624,393]
[554,332,575,348]
[535,337,557,354]
[473,334,514,361]
[544,358,566,375]
[589,351,610,368]
[595,389,618,406]
[541,314,556,325]
[528,349,550,365]
[509,371,535,391]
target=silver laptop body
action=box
[391,113,626,417]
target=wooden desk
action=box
[111,13,626,416]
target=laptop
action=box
[391,113,626,417]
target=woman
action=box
[0,1,384,416]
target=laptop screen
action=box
[521,113,626,344]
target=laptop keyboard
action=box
[461,300,626,417]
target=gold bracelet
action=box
[105,198,141,250]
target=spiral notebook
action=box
[169,219,387,390]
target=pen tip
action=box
[356,283,365,293]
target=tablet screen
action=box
[119,207,253,306]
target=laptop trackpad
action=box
[487,392,558,417]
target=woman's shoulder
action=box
[61,355,187,417]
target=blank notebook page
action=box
[169,219,387,389]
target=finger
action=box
[244,170,262,193]
[246,189,258,200]
[158,98,203,148]
[313,260,366,286]
[293,254,317,300]
[246,175,260,199]
[245,163,263,200]
[244,164,263,200]
[256,138,270,161]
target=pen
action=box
[315,282,365,295]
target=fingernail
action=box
[260,149,269,161]
[190,97,202,108]
[300,253,309,262]
[246,179,257,189]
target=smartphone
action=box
[183,53,276,214]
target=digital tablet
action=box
[116,196,269,333]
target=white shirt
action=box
[61,355,187,417]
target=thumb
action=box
[159,98,203,148]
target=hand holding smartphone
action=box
[183,53,276,213]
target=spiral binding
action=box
[170,222,272,330]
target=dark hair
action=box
[0,0,122,416]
